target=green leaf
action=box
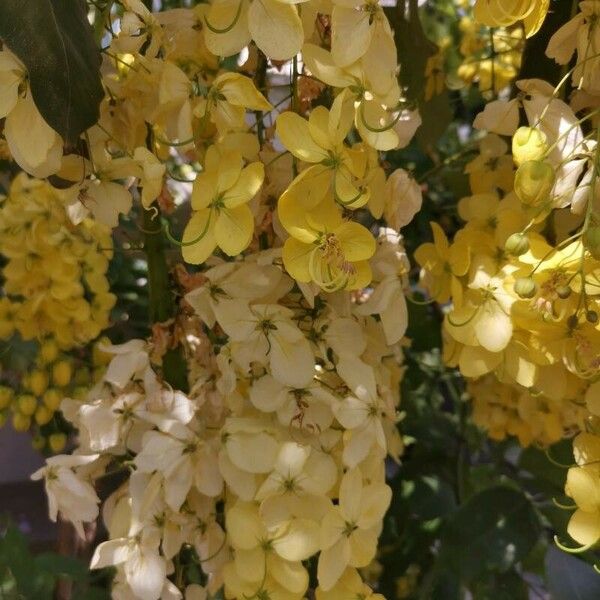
[35,553,88,580]
[405,475,457,520]
[0,0,103,145]
[545,546,600,600]
[471,569,529,600]
[390,1,437,102]
[439,486,542,582]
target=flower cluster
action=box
[468,375,587,447]
[8,0,428,596]
[418,38,600,446]
[416,0,600,556]
[33,248,408,598]
[0,174,115,347]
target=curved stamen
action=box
[359,101,403,133]
[204,0,243,34]
[333,176,367,207]
[554,535,596,554]
[552,497,577,510]
[163,210,212,247]
[446,305,480,328]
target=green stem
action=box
[142,206,189,392]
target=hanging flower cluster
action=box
[33,265,406,598]
[3,0,426,596]
[0,174,115,348]
[417,0,600,556]
[0,174,114,443]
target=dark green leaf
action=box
[0,0,103,145]
[439,486,542,581]
[471,569,529,600]
[390,1,437,102]
[35,553,88,580]
[407,475,456,520]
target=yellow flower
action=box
[474,0,550,38]
[0,49,63,177]
[414,222,470,304]
[277,99,369,209]
[195,72,272,135]
[279,196,375,291]
[204,0,304,60]
[464,134,514,194]
[182,146,264,264]
[564,433,600,548]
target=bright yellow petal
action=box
[217,72,272,111]
[277,112,327,162]
[282,238,314,282]
[191,171,218,210]
[182,209,217,264]
[347,261,372,290]
[247,0,303,60]
[223,162,264,207]
[336,222,376,261]
[214,204,254,256]
[309,106,333,150]
[216,150,244,192]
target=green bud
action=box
[555,285,571,299]
[505,233,530,256]
[586,310,599,324]
[514,160,555,207]
[514,277,537,299]
[583,226,600,260]
[512,127,548,166]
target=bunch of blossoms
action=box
[416,53,600,442]
[30,240,410,598]
[468,374,587,447]
[457,17,524,93]
[17,0,428,598]
[0,174,115,443]
[473,0,550,37]
[417,0,600,555]
[454,0,550,94]
[0,174,116,348]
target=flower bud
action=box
[514,277,537,298]
[35,405,53,426]
[52,360,72,387]
[42,388,62,411]
[12,412,31,432]
[555,285,571,299]
[586,310,599,324]
[17,394,37,416]
[28,370,49,396]
[514,161,555,206]
[583,226,600,260]
[567,314,579,329]
[39,339,60,364]
[512,127,548,166]
[49,432,67,453]
[505,232,530,256]
[0,386,13,410]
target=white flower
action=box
[214,299,315,388]
[31,454,101,538]
[91,529,167,600]
[135,421,223,511]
